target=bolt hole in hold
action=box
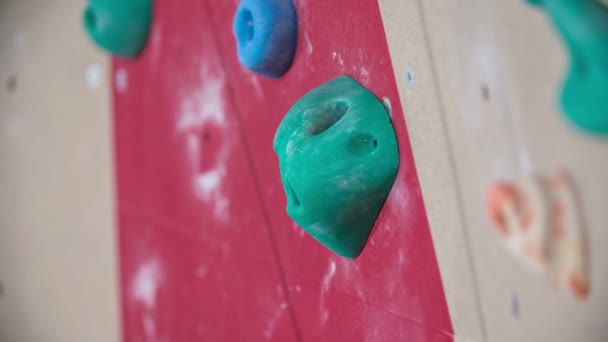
[84,7,97,32]
[347,133,378,154]
[307,101,349,136]
[235,8,254,46]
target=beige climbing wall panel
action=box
[381,0,608,341]
[0,1,119,341]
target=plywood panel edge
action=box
[377,1,485,340]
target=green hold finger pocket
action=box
[83,0,152,57]
[274,76,400,258]
[526,0,608,136]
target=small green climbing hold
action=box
[83,0,152,57]
[526,0,608,136]
[274,76,399,258]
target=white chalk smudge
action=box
[133,259,163,308]
[249,75,263,100]
[335,258,368,303]
[178,76,226,129]
[133,259,163,340]
[178,67,232,222]
[143,315,156,338]
[359,66,370,84]
[324,261,336,286]
[195,265,208,279]
[264,302,288,339]
[319,261,337,325]
[331,51,344,67]
[86,63,102,90]
[291,222,307,238]
[356,286,365,301]
[197,168,224,199]
[351,65,371,84]
[387,184,409,218]
[360,67,370,80]
[115,68,128,93]
[196,168,230,221]
[303,32,314,56]
[321,308,330,323]
[382,97,392,117]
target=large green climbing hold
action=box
[526,0,608,136]
[274,76,399,258]
[83,0,152,57]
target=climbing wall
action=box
[2,0,607,341]
[113,0,452,341]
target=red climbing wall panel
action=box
[113,0,453,341]
[113,1,296,340]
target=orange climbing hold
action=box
[487,183,518,236]
[486,171,589,299]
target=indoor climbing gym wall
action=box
[0,0,606,342]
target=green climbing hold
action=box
[83,0,152,57]
[526,0,608,136]
[274,76,399,258]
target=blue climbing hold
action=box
[232,0,298,78]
